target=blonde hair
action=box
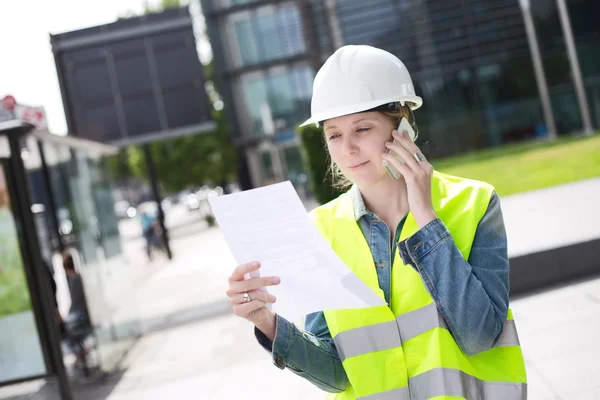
[327,103,419,191]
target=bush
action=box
[205,214,216,227]
[298,124,341,205]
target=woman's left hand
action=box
[382,130,437,229]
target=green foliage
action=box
[298,124,340,205]
[205,214,216,227]
[0,268,32,317]
[105,149,134,182]
[160,0,183,9]
[144,0,186,14]
[0,211,33,317]
[126,105,237,192]
[433,132,600,196]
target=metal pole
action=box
[37,140,65,253]
[519,0,557,140]
[7,135,72,400]
[324,0,344,49]
[143,144,173,260]
[556,0,594,135]
[260,103,286,183]
[296,0,322,69]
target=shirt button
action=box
[276,355,284,365]
[376,262,386,269]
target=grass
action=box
[431,132,600,196]
[0,211,33,317]
[0,267,32,317]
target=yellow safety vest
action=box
[309,171,527,400]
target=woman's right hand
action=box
[226,261,280,340]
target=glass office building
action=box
[334,0,543,156]
[202,0,321,191]
[202,0,598,187]
[530,0,600,131]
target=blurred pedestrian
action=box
[225,45,526,399]
[140,203,161,260]
[62,253,91,366]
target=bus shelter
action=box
[0,118,142,399]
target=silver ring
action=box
[242,292,251,303]
[413,150,426,162]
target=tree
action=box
[105,148,134,182]
[143,0,186,13]
[298,124,340,205]
[124,60,237,193]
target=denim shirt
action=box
[255,185,510,393]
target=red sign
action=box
[2,95,16,111]
[20,107,45,125]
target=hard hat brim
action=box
[299,95,423,127]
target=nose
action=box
[341,135,359,156]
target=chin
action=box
[347,171,389,188]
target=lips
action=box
[349,161,369,169]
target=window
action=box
[228,4,305,67]
[216,0,262,10]
[256,11,280,62]
[242,74,269,133]
[267,70,294,117]
[278,5,305,56]
[241,65,314,135]
[233,19,259,65]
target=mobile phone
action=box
[383,117,416,180]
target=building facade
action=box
[202,0,599,189]
[201,0,330,191]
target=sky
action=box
[0,0,211,135]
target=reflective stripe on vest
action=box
[354,368,527,400]
[333,320,402,362]
[333,302,521,362]
[409,368,527,400]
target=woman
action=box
[226,45,527,399]
[62,253,92,366]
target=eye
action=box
[357,127,371,133]
[327,133,341,141]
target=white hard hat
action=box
[300,45,423,127]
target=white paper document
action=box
[209,181,386,323]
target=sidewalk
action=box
[102,180,600,399]
[107,231,600,399]
[111,233,600,400]
[501,177,600,258]
[2,183,599,399]
[105,226,324,399]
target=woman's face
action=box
[324,111,395,187]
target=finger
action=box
[396,130,421,153]
[382,151,413,179]
[231,290,277,305]
[229,261,261,283]
[228,275,281,295]
[385,136,419,171]
[395,130,430,165]
[392,130,423,160]
[390,130,430,169]
[233,300,267,318]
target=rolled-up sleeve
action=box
[254,312,349,392]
